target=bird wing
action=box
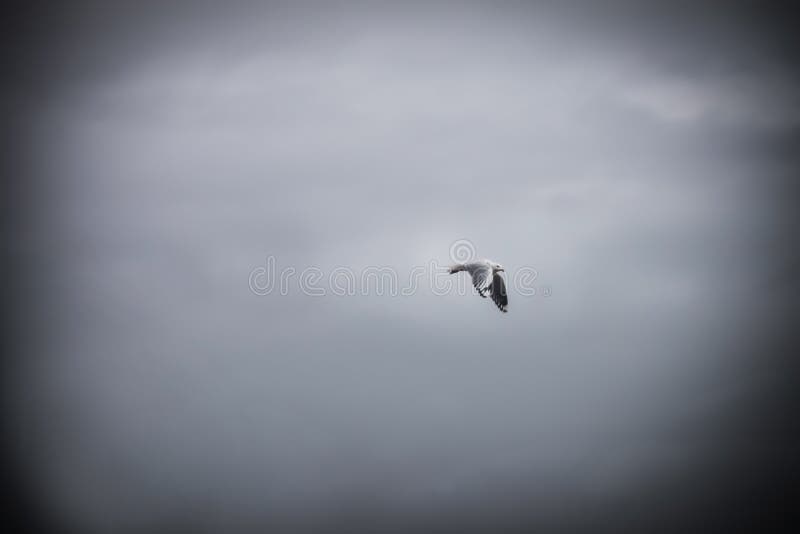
[490,272,508,312]
[469,264,493,297]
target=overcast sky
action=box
[5,2,799,532]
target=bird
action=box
[448,259,508,313]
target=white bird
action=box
[448,259,508,313]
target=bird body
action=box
[449,259,508,313]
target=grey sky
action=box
[6,2,799,532]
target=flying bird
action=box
[449,259,508,313]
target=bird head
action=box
[493,262,505,272]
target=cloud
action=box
[7,2,798,531]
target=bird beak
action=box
[498,267,505,272]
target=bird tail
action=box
[448,264,466,274]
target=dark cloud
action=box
[3,2,798,533]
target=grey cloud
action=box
[5,2,798,533]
